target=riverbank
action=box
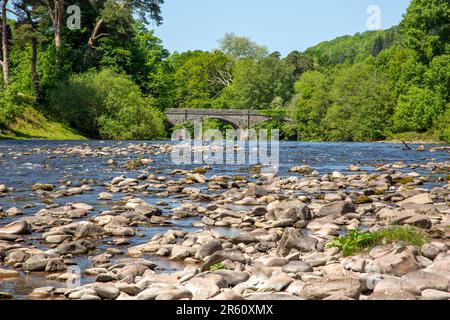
[0,141,448,300]
[0,107,86,140]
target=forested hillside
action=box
[0,0,449,142]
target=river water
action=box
[0,140,449,299]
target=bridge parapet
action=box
[165,108,272,129]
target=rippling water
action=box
[0,140,448,299]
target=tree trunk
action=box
[53,0,64,72]
[88,18,104,49]
[54,0,63,49]
[84,17,104,66]
[1,0,9,87]
[31,37,41,103]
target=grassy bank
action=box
[386,131,445,144]
[0,107,86,140]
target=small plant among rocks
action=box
[329,226,427,257]
[209,262,226,271]
[124,159,145,170]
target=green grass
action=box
[387,131,443,144]
[329,226,428,257]
[209,262,226,272]
[0,107,86,140]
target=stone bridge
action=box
[165,108,273,130]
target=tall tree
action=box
[401,0,450,62]
[218,32,268,60]
[0,0,10,87]
[14,0,46,102]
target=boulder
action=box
[318,201,355,217]
[94,283,120,300]
[282,261,313,273]
[373,249,421,277]
[257,273,293,292]
[0,220,31,235]
[74,221,105,238]
[402,271,449,292]
[368,289,417,300]
[185,277,220,299]
[276,228,317,256]
[201,250,246,271]
[300,275,361,300]
[211,270,250,286]
[195,239,222,260]
[23,254,49,272]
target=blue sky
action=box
[153,0,411,56]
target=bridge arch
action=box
[165,108,271,130]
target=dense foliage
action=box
[0,0,449,141]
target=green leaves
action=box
[329,226,427,257]
[49,69,165,139]
[401,0,450,63]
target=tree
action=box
[425,54,450,100]
[218,32,268,60]
[393,86,446,132]
[13,0,46,102]
[218,56,294,110]
[0,0,10,87]
[87,0,164,54]
[401,0,450,62]
[290,70,331,140]
[323,62,396,141]
[49,69,165,139]
[284,50,314,78]
[171,50,233,109]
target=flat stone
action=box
[318,201,355,217]
[258,273,293,292]
[368,289,417,300]
[282,261,313,273]
[421,289,450,300]
[0,220,31,235]
[94,283,120,300]
[300,275,361,300]
[402,271,448,292]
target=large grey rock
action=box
[373,249,421,277]
[257,273,293,292]
[368,289,417,300]
[185,277,220,299]
[421,289,450,300]
[0,220,31,235]
[402,271,449,292]
[300,275,361,300]
[424,258,450,280]
[211,270,250,286]
[23,254,49,272]
[201,250,245,271]
[421,244,441,260]
[276,228,317,256]
[282,261,313,273]
[74,221,105,238]
[318,201,355,217]
[155,289,193,300]
[373,277,420,295]
[94,283,120,300]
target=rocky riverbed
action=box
[0,141,449,300]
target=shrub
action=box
[49,69,165,139]
[329,226,427,257]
